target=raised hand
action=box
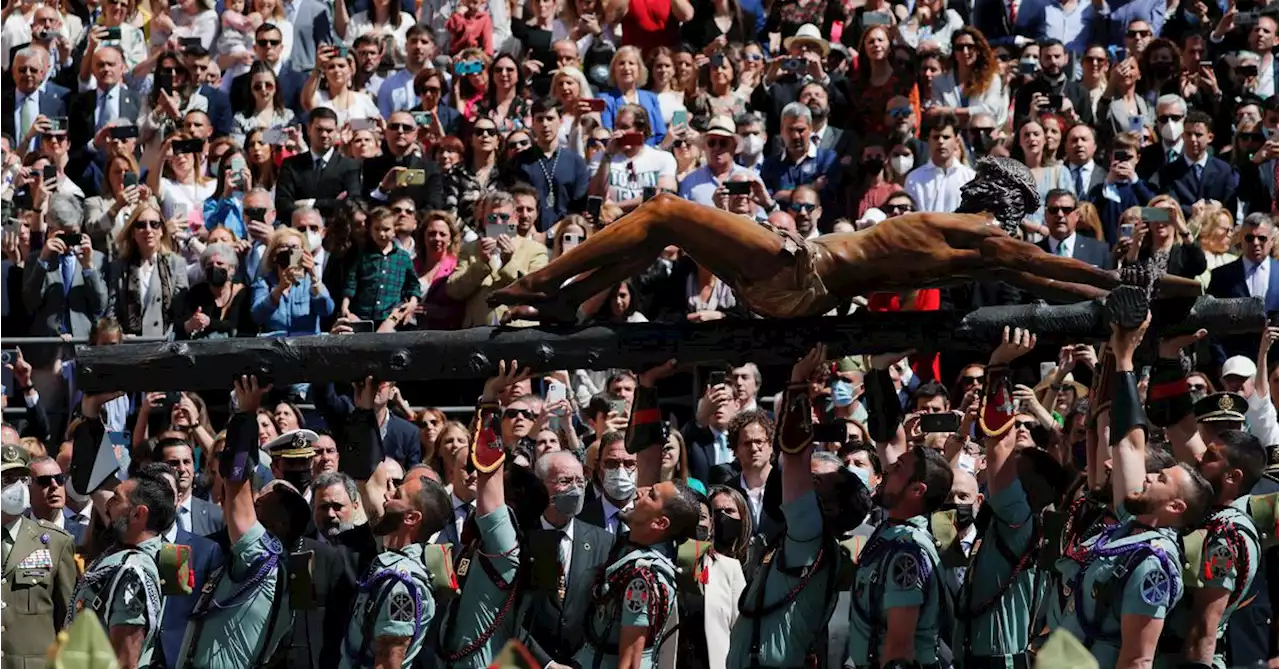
[233,374,272,413]
[990,327,1036,366]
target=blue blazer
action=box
[599,89,668,146]
[1152,156,1237,220]
[197,84,234,137]
[250,273,335,336]
[1085,180,1156,246]
[1207,257,1279,363]
[158,529,224,669]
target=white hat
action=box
[1222,355,1258,379]
[704,115,737,137]
[783,24,830,57]
[855,208,887,230]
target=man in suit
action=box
[433,445,476,549]
[25,456,81,543]
[361,110,445,210]
[446,190,549,327]
[4,46,70,154]
[226,23,306,115]
[1137,94,1189,181]
[66,45,140,159]
[1,444,78,669]
[683,381,740,484]
[577,432,636,535]
[286,471,362,669]
[1037,189,1113,275]
[275,107,362,220]
[1209,214,1278,361]
[523,451,614,667]
[971,0,1035,48]
[155,479,224,669]
[313,379,421,468]
[1152,109,1238,219]
[182,46,234,137]
[1064,124,1106,202]
[23,194,108,366]
[155,435,225,537]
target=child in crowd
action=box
[216,0,258,62]
[445,0,494,56]
[341,207,421,326]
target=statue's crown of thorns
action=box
[976,156,1041,213]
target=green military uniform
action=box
[727,491,838,668]
[436,508,522,668]
[954,480,1039,667]
[1162,495,1261,669]
[2,444,79,669]
[178,521,291,669]
[846,514,945,668]
[574,544,676,669]
[1054,506,1183,668]
[341,543,436,669]
[67,537,166,667]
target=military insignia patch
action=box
[389,591,415,622]
[457,558,471,578]
[891,553,920,588]
[1204,543,1235,581]
[623,577,648,614]
[120,578,145,617]
[1140,569,1170,607]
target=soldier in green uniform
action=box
[341,387,452,669]
[723,346,872,669]
[1,443,78,669]
[1052,302,1215,669]
[178,375,293,669]
[67,464,174,669]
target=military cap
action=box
[264,429,319,459]
[1193,392,1248,424]
[1,443,31,475]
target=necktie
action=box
[96,92,113,130]
[1057,241,1069,257]
[314,156,326,174]
[19,95,35,142]
[1167,148,1178,163]
[1072,166,1084,197]
[1008,0,1018,23]
[1193,163,1204,190]
[556,530,569,601]
[178,506,191,533]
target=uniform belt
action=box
[961,653,1030,669]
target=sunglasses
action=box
[888,107,914,118]
[252,81,275,91]
[1051,384,1076,392]
[392,206,416,215]
[954,43,976,52]
[509,140,531,149]
[1047,206,1075,215]
[790,202,817,213]
[706,138,733,149]
[745,53,764,61]
[503,408,535,420]
[35,473,66,487]
[422,86,442,94]
[1244,234,1271,243]
[1188,383,1207,391]
[884,203,912,214]
[562,234,582,244]
[1084,56,1108,64]
[588,138,606,146]
[134,219,164,229]
[1156,114,1184,124]
[1014,420,1038,430]
[672,139,690,149]
[1127,29,1152,37]
[962,374,985,384]
[256,38,282,47]
[387,122,414,131]
[474,127,499,137]
[488,212,512,222]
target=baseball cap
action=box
[1222,356,1258,379]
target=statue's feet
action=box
[1154,274,1204,299]
[488,281,550,308]
[501,302,579,326]
[1106,284,1151,330]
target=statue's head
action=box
[958,156,1041,234]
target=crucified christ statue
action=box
[489,157,1203,321]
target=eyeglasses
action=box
[1014,420,1038,430]
[488,212,512,223]
[256,38,282,47]
[387,122,414,131]
[392,206,416,215]
[954,42,976,52]
[134,219,164,229]
[962,374,984,384]
[884,203,913,214]
[34,474,66,487]
[503,408,535,420]
[474,127,499,137]
[790,202,817,213]
[1156,114,1184,124]
[553,476,587,488]
[1046,206,1075,215]
[1126,29,1152,37]
[1244,234,1271,243]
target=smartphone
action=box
[585,195,604,220]
[60,231,83,249]
[1019,60,1038,75]
[724,181,751,196]
[919,412,961,434]
[812,422,849,443]
[782,57,804,72]
[1238,9,1260,23]
[396,169,427,186]
[608,398,628,416]
[709,53,726,68]
[862,11,891,25]
[642,186,658,201]
[245,207,267,223]
[707,370,727,387]
[1039,361,1057,380]
[1127,115,1144,132]
[172,138,205,155]
[1198,59,1213,68]
[349,117,376,132]
[262,127,287,145]
[348,319,375,333]
[545,379,567,405]
[334,45,350,60]
[178,36,203,51]
[1119,222,1136,238]
[1140,207,1170,222]
[109,124,140,140]
[411,111,433,127]
[1114,46,1127,62]
[123,172,139,188]
[671,109,687,126]
[103,26,122,41]
[275,247,302,268]
[584,98,606,113]
[1238,64,1260,77]
[619,131,644,148]
[1047,94,1064,111]
[42,164,57,182]
[48,117,68,133]
[1113,149,1134,162]
[485,222,514,239]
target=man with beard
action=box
[312,471,361,540]
[1012,39,1089,122]
[728,345,872,669]
[341,393,449,669]
[1052,302,1214,668]
[68,464,174,669]
[267,429,320,498]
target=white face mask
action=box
[1,480,30,516]
[1159,120,1183,144]
[305,230,323,252]
[847,464,873,488]
[601,466,637,502]
[890,155,914,175]
[739,134,765,157]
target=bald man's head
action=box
[946,468,983,529]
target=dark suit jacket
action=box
[157,529,223,669]
[313,382,421,469]
[1086,179,1156,245]
[230,67,306,116]
[522,520,614,665]
[1151,156,1237,220]
[66,85,141,153]
[275,536,359,669]
[1036,234,1113,271]
[359,152,445,211]
[1137,142,1179,182]
[276,151,363,220]
[682,423,721,485]
[1208,257,1280,362]
[1,82,70,143]
[187,496,226,537]
[197,84,234,137]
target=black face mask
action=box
[281,467,312,493]
[695,525,711,541]
[861,157,885,174]
[206,265,230,287]
[941,501,975,528]
[1150,62,1176,78]
[712,511,742,549]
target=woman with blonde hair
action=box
[1193,205,1238,279]
[1075,201,1105,240]
[1119,194,1206,280]
[599,45,668,145]
[551,214,592,258]
[451,48,494,121]
[85,152,147,256]
[551,66,600,154]
[107,201,190,337]
[412,210,464,330]
[248,226,333,335]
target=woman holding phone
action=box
[551,66,600,155]
[249,227,333,336]
[202,150,254,240]
[302,44,380,125]
[148,132,218,228]
[646,47,688,128]
[451,48,492,121]
[1119,195,1207,280]
[106,202,190,338]
[140,53,210,147]
[84,153,148,259]
[480,52,532,132]
[232,63,296,146]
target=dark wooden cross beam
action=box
[74,296,1269,392]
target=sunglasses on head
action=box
[134,219,164,230]
[35,473,66,487]
[503,408,535,420]
[509,140,531,149]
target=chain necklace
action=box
[537,148,561,209]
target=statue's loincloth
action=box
[735,226,838,319]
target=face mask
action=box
[712,511,742,547]
[0,481,29,515]
[206,265,230,287]
[942,501,975,527]
[847,464,873,488]
[1150,62,1176,78]
[552,486,585,517]
[1159,119,1184,143]
[890,155,914,175]
[305,230,323,252]
[861,157,885,174]
[281,468,313,493]
[831,380,855,407]
[602,466,637,501]
[695,525,711,541]
[1189,387,1207,403]
[739,134,765,157]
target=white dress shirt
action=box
[903,159,977,213]
[1244,258,1271,298]
[1048,232,1077,258]
[176,495,194,533]
[600,495,625,535]
[540,515,576,579]
[739,473,766,527]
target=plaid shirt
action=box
[344,245,422,321]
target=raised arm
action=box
[1107,309,1152,511]
[985,327,1037,493]
[777,345,826,504]
[631,360,679,487]
[1149,329,1209,465]
[865,351,910,469]
[225,375,271,546]
[474,360,533,515]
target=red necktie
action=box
[1009,0,1018,24]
